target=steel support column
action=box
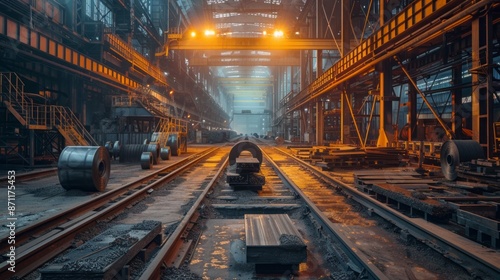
[376,0,392,147]
[452,64,463,138]
[408,83,417,142]
[376,59,393,147]
[316,100,324,145]
[29,129,34,167]
[340,0,351,144]
[316,48,323,144]
[471,12,494,158]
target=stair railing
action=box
[1,72,40,127]
[50,106,98,146]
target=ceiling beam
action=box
[189,56,300,66]
[169,37,342,51]
[217,77,273,81]
[219,83,273,87]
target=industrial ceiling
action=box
[175,0,308,117]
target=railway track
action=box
[0,167,57,184]
[269,145,500,279]
[148,141,495,279]
[1,140,498,279]
[0,146,219,278]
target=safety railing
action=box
[105,33,165,84]
[105,33,133,61]
[0,72,45,128]
[31,105,49,128]
[50,106,98,146]
[112,96,135,107]
[2,72,98,145]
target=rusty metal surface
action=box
[245,214,302,246]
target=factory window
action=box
[85,0,113,27]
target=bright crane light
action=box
[273,30,284,38]
[204,29,216,36]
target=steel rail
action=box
[262,148,388,280]
[0,147,219,279]
[0,167,57,184]
[0,152,204,253]
[273,147,500,279]
[139,154,229,279]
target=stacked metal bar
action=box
[245,214,307,265]
[226,141,265,190]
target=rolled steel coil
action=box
[275,136,284,145]
[228,141,263,166]
[143,139,150,145]
[167,134,180,156]
[119,144,145,162]
[141,152,153,169]
[160,147,171,160]
[58,146,111,192]
[112,141,121,159]
[440,140,485,180]
[104,141,113,157]
[119,144,160,164]
[145,143,160,164]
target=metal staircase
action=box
[1,72,97,146]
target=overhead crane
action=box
[166,37,344,51]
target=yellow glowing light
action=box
[273,30,284,38]
[169,90,174,95]
[204,29,215,36]
[190,31,197,38]
[263,30,267,36]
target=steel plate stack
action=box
[440,140,485,180]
